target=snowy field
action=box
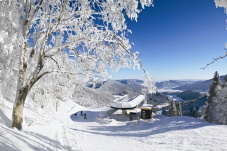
[1,100,227,151]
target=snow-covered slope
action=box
[71,79,143,107]
[0,77,145,114]
[1,98,227,151]
[71,83,114,107]
[94,79,142,97]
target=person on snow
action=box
[80,111,83,116]
[130,114,133,121]
[84,113,87,119]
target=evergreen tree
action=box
[185,109,190,116]
[223,75,227,88]
[168,100,177,116]
[176,102,182,116]
[161,108,168,116]
[205,71,221,122]
[192,106,197,117]
[207,71,221,104]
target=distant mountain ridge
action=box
[156,80,198,90]
[116,79,144,90]
[173,76,225,92]
[173,80,211,92]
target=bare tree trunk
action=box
[12,86,29,130]
[11,34,46,130]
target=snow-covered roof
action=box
[110,95,145,109]
[141,104,153,107]
[140,104,152,110]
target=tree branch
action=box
[44,55,62,71]
[35,71,52,83]
[111,34,156,93]
[112,34,146,73]
[45,38,84,54]
[51,0,69,33]
[25,0,44,38]
[201,50,227,70]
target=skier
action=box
[80,111,83,116]
[84,113,87,119]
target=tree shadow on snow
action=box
[0,126,72,151]
[70,115,217,138]
[0,107,12,127]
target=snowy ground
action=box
[1,99,227,151]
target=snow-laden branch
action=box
[112,34,156,93]
[0,0,156,129]
[44,55,62,71]
[201,49,227,70]
[215,0,227,13]
[202,0,227,70]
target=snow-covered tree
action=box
[222,75,227,87]
[192,106,197,117]
[207,71,221,104]
[217,94,227,124]
[202,1,227,124]
[205,71,222,122]
[185,109,190,116]
[176,102,182,116]
[168,100,177,117]
[0,0,156,130]
[197,102,208,119]
[0,1,21,104]
[205,84,227,124]
[214,0,227,13]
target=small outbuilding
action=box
[140,104,153,119]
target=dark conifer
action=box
[176,102,182,116]
[168,100,177,116]
[192,106,197,117]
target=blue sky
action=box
[113,0,227,82]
